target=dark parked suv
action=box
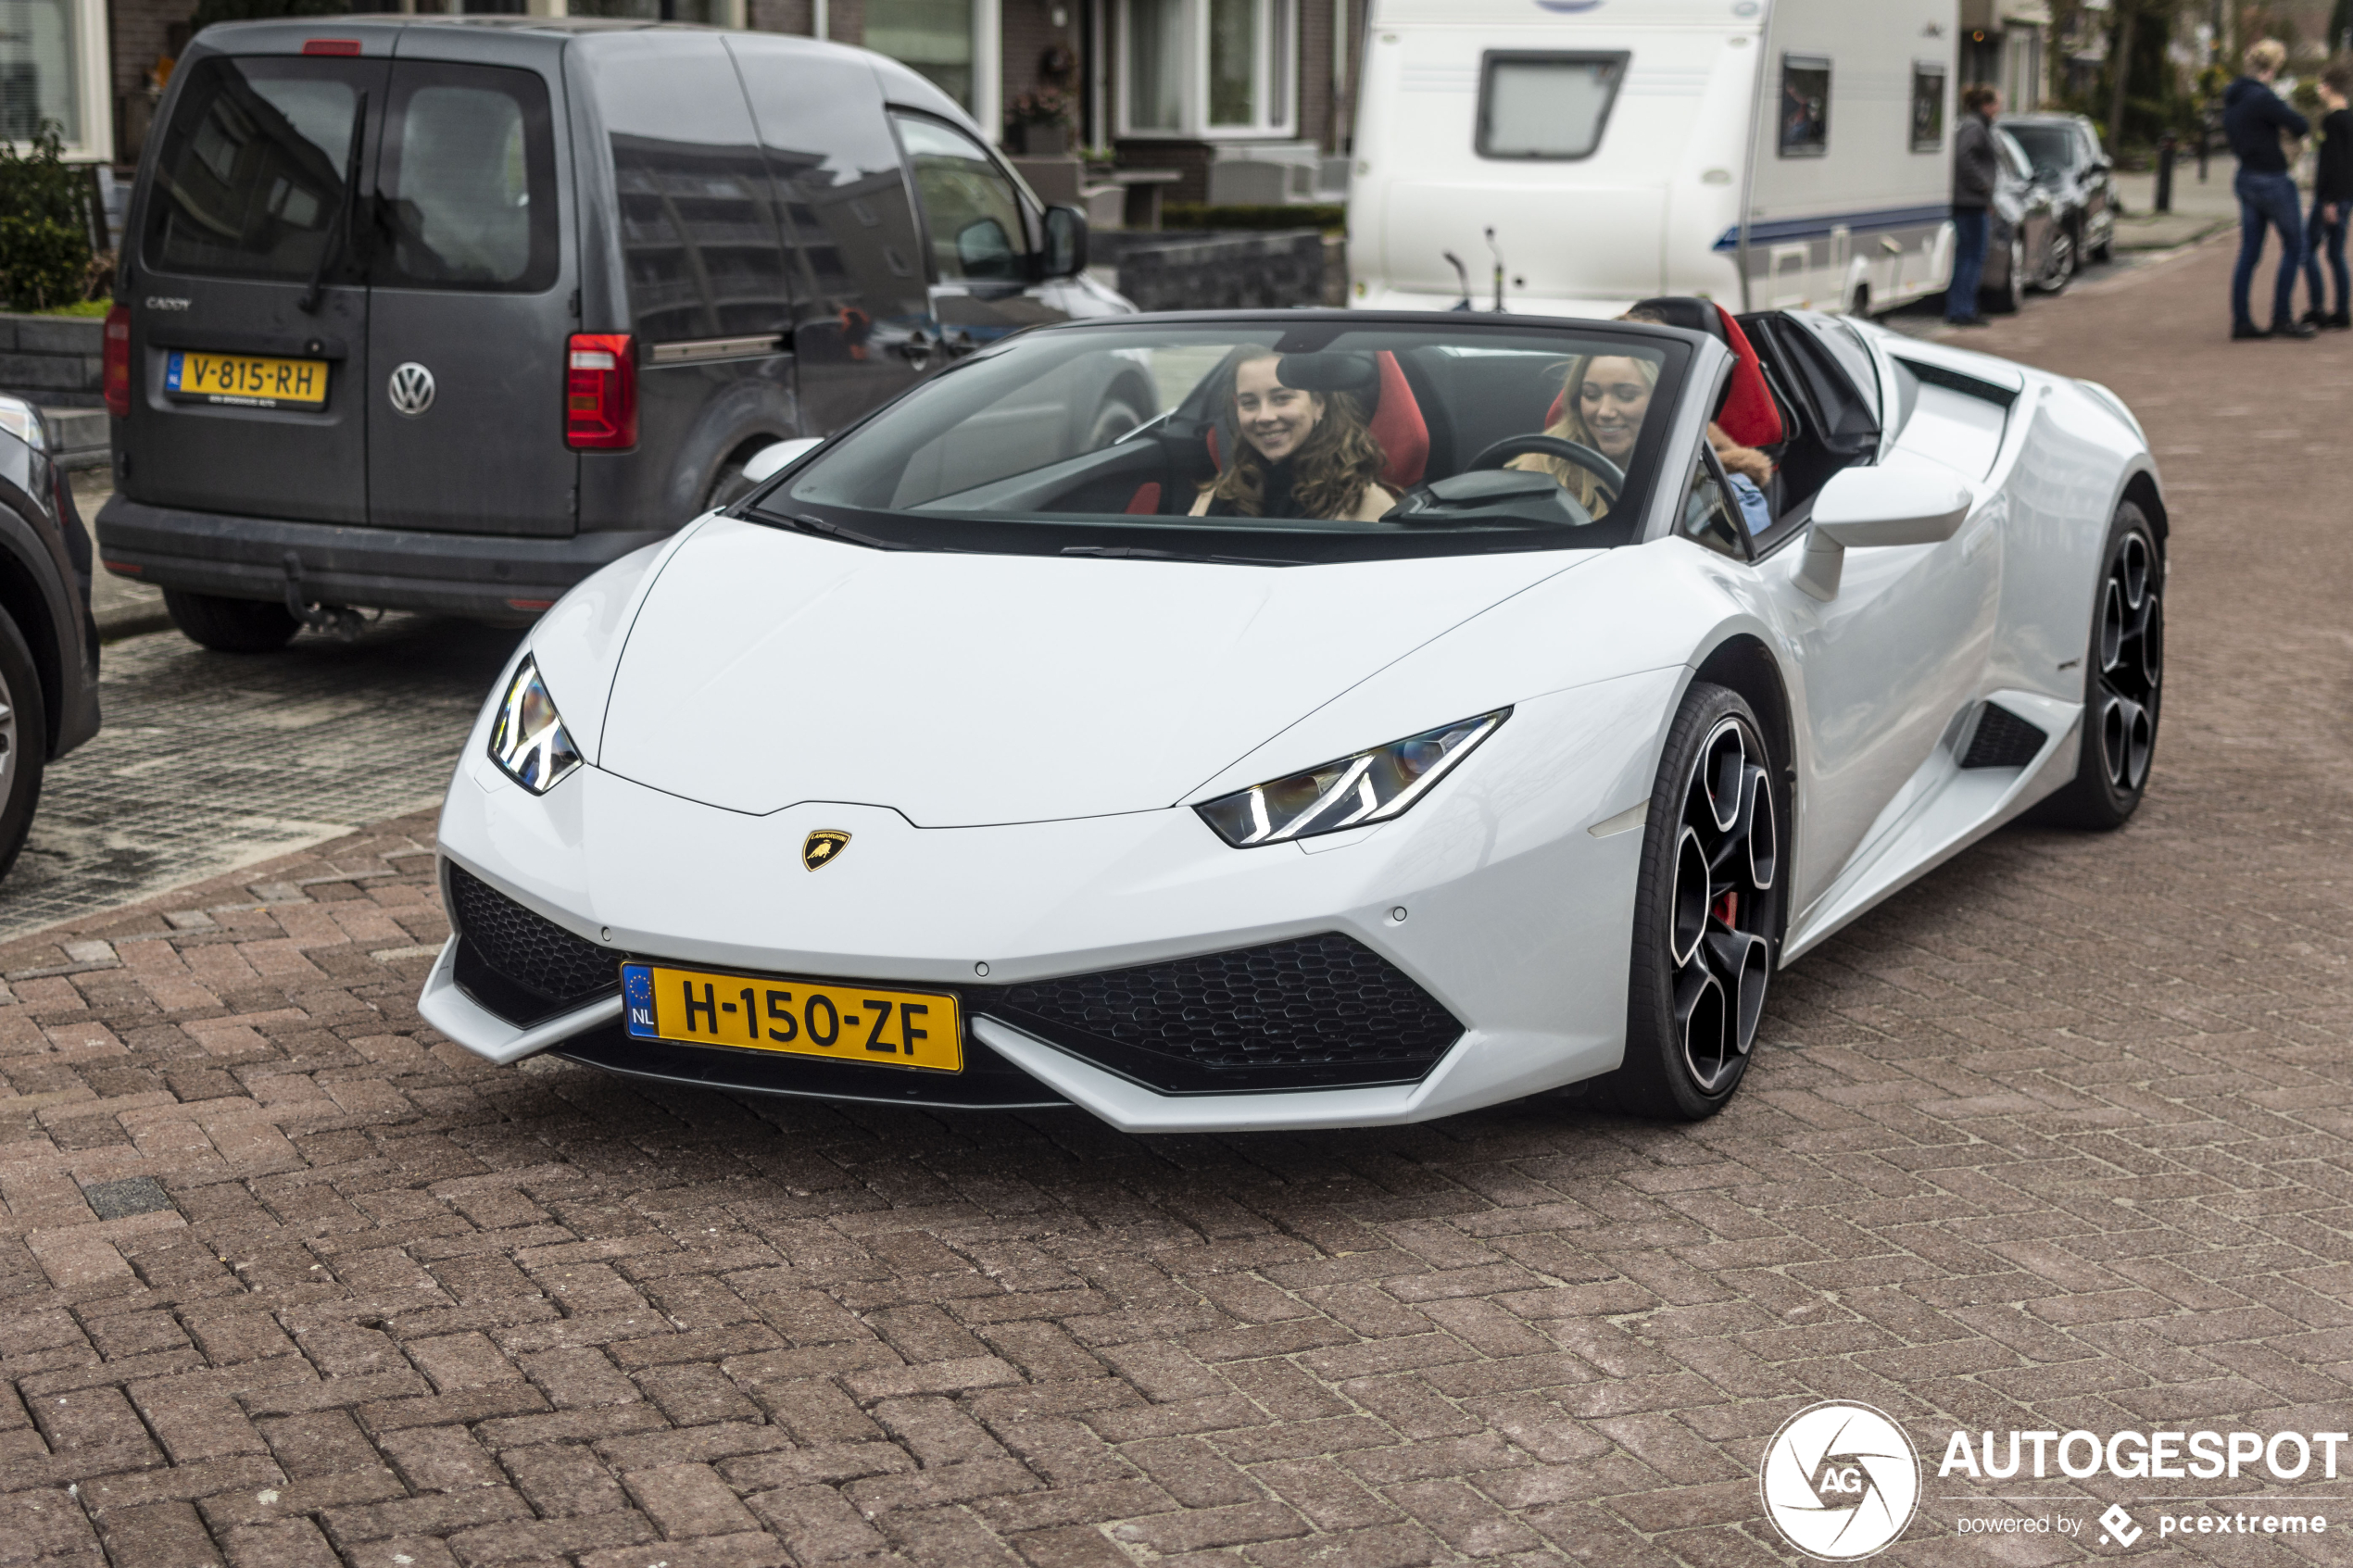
[97,18,1133,652]
[0,396,101,880]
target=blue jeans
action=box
[2233,169,2305,329]
[2306,197,2348,317]
[1947,207,1989,320]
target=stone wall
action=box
[0,314,104,406]
[1100,229,1327,312]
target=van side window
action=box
[374,63,558,294]
[891,115,1029,285]
[588,37,792,343]
[1475,53,1626,161]
[144,56,380,282]
[1779,56,1830,157]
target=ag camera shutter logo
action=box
[1761,1401,1921,1560]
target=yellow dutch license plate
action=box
[620,962,963,1073]
[165,349,330,409]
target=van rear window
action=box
[374,63,558,293]
[145,56,371,282]
[1476,53,1626,161]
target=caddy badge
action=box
[802,830,850,870]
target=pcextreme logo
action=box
[1760,1402,1922,1560]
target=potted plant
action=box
[1008,88,1074,157]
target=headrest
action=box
[1630,297,1728,342]
[1540,300,1784,450]
[1275,351,1378,395]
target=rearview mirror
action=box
[1041,204,1088,280]
[1793,463,1974,598]
[741,436,823,488]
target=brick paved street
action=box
[1,235,2349,1567]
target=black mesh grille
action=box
[1961,702,2048,770]
[985,934,1463,1094]
[446,864,616,1023]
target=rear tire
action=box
[2025,502,2162,829]
[163,590,300,653]
[0,603,48,884]
[1596,682,1784,1121]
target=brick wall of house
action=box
[107,0,197,167]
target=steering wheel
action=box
[1465,434,1626,507]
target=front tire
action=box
[163,590,300,653]
[2027,502,2163,829]
[2037,226,2076,293]
[1603,682,1784,1120]
[0,603,47,884]
[1984,236,2026,313]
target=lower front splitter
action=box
[554,1022,1075,1110]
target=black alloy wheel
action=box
[0,603,45,883]
[2028,502,2163,828]
[1604,683,1783,1119]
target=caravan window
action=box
[1910,64,1945,151]
[1476,53,1627,161]
[1779,56,1830,157]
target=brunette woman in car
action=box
[1190,352,1395,521]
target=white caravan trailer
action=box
[1348,0,1959,318]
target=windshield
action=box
[755,318,1692,564]
[2002,122,2075,176]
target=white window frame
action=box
[1116,0,1298,141]
[3,0,113,164]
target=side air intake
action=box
[1959,702,2048,770]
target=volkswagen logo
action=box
[1759,1401,1919,1560]
[387,362,436,417]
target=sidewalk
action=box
[2108,165,2241,251]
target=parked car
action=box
[1998,111,2118,268]
[1979,127,2076,313]
[420,302,2165,1131]
[0,396,101,881]
[96,19,1133,654]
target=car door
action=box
[365,45,574,536]
[728,37,933,436]
[127,47,386,526]
[1739,318,2001,918]
[889,113,1067,357]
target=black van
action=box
[97,19,1135,652]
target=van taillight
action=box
[102,304,130,419]
[566,333,635,450]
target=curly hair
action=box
[1200,357,1389,520]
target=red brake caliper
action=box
[1711,889,1739,929]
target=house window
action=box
[1778,55,1829,157]
[1119,0,1296,138]
[0,0,82,146]
[1910,62,1945,151]
[867,0,977,111]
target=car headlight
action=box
[1196,709,1508,847]
[487,656,582,794]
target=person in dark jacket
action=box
[1948,85,2001,327]
[2224,38,2315,339]
[2301,61,2353,328]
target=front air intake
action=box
[982,933,1464,1094]
[445,863,617,1025]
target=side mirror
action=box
[741,436,823,488]
[1793,464,1973,598]
[1040,204,1088,280]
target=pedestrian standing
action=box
[2225,38,2315,340]
[1947,85,2001,328]
[2301,60,2353,329]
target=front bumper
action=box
[94,495,669,618]
[424,671,1674,1133]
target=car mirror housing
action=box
[741,437,823,489]
[1793,463,1974,599]
[1040,204,1088,281]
